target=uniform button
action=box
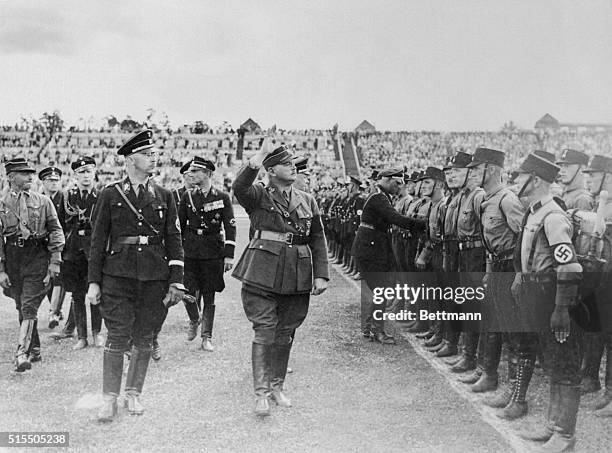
[289,245,292,248]
[259,245,263,248]
[370,242,374,245]
[138,222,142,226]
[138,209,142,213]
[138,247,142,251]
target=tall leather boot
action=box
[48,286,66,328]
[484,355,517,408]
[471,333,501,393]
[201,303,215,352]
[28,320,42,362]
[519,383,559,442]
[124,347,151,415]
[538,385,580,452]
[98,347,124,422]
[252,342,271,417]
[451,332,478,373]
[15,319,35,372]
[270,343,292,407]
[437,331,459,358]
[498,355,534,420]
[593,340,612,415]
[580,333,603,394]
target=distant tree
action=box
[193,120,209,134]
[120,115,141,132]
[106,115,119,129]
[39,110,64,135]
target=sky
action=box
[1,0,611,131]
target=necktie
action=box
[283,190,290,203]
[17,192,30,239]
[137,184,145,204]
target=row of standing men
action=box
[318,147,611,453]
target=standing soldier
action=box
[391,174,412,272]
[62,157,104,350]
[513,153,583,451]
[557,149,592,211]
[173,159,195,208]
[39,166,70,331]
[178,157,236,351]
[232,139,329,417]
[87,130,185,422]
[293,157,311,192]
[0,158,65,371]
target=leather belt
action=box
[459,239,483,250]
[6,236,47,248]
[187,226,220,236]
[521,273,555,284]
[487,249,514,262]
[113,235,162,246]
[359,222,376,230]
[254,230,310,245]
[77,229,91,237]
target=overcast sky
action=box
[1,0,611,131]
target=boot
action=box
[48,286,66,328]
[580,333,603,394]
[187,320,199,341]
[201,337,214,352]
[538,385,579,452]
[270,343,292,407]
[427,340,446,352]
[498,356,534,420]
[124,347,151,415]
[201,303,215,350]
[458,367,482,384]
[450,356,476,373]
[520,384,558,442]
[73,339,88,350]
[471,333,502,393]
[416,329,434,340]
[252,343,271,417]
[151,338,161,361]
[423,333,443,348]
[15,319,35,372]
[373,332,396,345]
[29,346,42,363]
[445,355,463,366]
[484,357,517,408]
[98,347,124,422]
[93,332,105,348]
[436,342,458,358]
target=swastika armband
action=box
[553,243,575,264]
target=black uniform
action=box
[179,186,236,338]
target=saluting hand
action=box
[86,283,101,306]
[311,277,328,296]
[224,257,234,272]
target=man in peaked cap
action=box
[232,138,329,417]
[62,156,105,351]
[86,129,185,421]
[178,156,236,352]
[344,175,366,278]
[293,157,311,192]
[462,148,533,419]
[353,167,426,344]
[0,158,65,371]
[173,159,195,208]
[556,149,592,211]
[513,153,584,450]
[39,166,71,332]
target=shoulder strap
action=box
[113,185,160,235]
[526,210,556,270]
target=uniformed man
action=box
[345,176,365,276]
[391,174,412,272]
[87,130,185,422]
[39,166,70,331]
[581,155,612,417]
[179,157,236,351]
[0,158,65,371]
[513,153,583,451]
[293,156,311,192]
[353,168,425,344]
[62,156,104,350]
[173,159,195,208]
[464,148,535,422]
[232,139,329,417]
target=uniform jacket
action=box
[88,177,184,284]
[50,191,67,233]
[178,186,236,260]
[562,186,593,211]
[352,187,424,263]
[172,187,186,210]
[63,186,98,261]
[0,189,65,264]
[232,165,329,294]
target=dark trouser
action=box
[100,275,168,395]
[457,247,486,359]
[183,257,225,339]
[63,258,102,340]
[391,233,408,272]
[6,244,49,355]
[355,255,392,335]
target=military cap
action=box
[533,150,556,162]
[378,168,404,178]
[117,129,154,156]
[516,153,560,183]
[189,156,216,172]
[5,158,36,174]
[263,145,294,170]
[405,171,419,182]
[419,166,446,182]
[179,159,193,174]
[582,154,612,174]
[556,149,589,166]
[466,147,505,168]
[38,166,62,180]
[71,156,96,172]
[294,156,309,174]
[444,151,472,170]
[349,175,363,186]
[508,170,519,184]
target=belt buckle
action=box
[78,229,86,236]
[16,237,24,247]
[285,232,294,244]
[138,235,149,245]
[459,243,464,251]
[197,229,204,235]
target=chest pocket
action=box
[110,201,128,224]
[26,200,42,226]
